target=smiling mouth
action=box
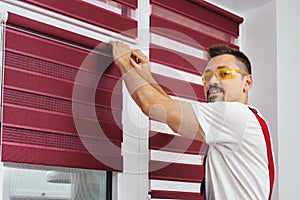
[207,86,225,101]
[209,89,222,96]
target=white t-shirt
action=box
[191,101,272,200]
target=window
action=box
[2,164,111,200]
[0,0,242,199]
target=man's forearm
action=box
[132,62,169,98]
[122,67,170,119]
[139,72,169,98]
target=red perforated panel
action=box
[1,13,123,171]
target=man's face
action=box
[203,54,251,103]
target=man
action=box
[110,41,275,200]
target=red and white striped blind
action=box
[149,0,243,199]
[18,0,137,38]
[0,3,138,171]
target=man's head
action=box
[203,45,252,104]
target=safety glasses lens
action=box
[202,67,239,84]
[216,68,237,79]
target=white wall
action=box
[242,0,300,199]
[276,0,300,199]
[240,1,278,198]
[241,0,277,139]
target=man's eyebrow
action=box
[204,65,227,73]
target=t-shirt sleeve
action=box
[191,102,248,150]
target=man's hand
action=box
[130,49,169,97]
[110,41,169,97]
[129,49,152,81]
[110,41,133,75]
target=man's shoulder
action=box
[191,101,249,115]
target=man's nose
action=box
[208,73,219,84]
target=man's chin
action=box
[207,95,225,102]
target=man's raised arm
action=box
[110,41,205,142]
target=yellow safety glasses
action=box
[202,66,249,85]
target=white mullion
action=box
[136,0,151,199]
[114,0,151,200]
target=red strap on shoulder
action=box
[249,107,275,200]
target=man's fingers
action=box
[110,40,132,61]
[131,49,149,63]
[110,41,150,71]
[110,41,148,62]
[132,49,148,59]
[109,41,116,46]
[129,57,139,68]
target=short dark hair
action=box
[208,45,252,74]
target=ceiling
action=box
[205,0,273,14]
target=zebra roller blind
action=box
[149,0,243,199]
[1,11,127,171]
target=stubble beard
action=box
[208,94,225,102]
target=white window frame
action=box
[0,0,150,199]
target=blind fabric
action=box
[151,14,239,50]
[114,0,137,9]
[151,0,243,37]
[150,44,207,76]
[1,12,123,171]
[149,0,243,199]
[18,0,138,38]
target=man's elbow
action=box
[132,92,173,125]
[140,102,151,117]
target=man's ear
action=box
[243,75,253,93]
